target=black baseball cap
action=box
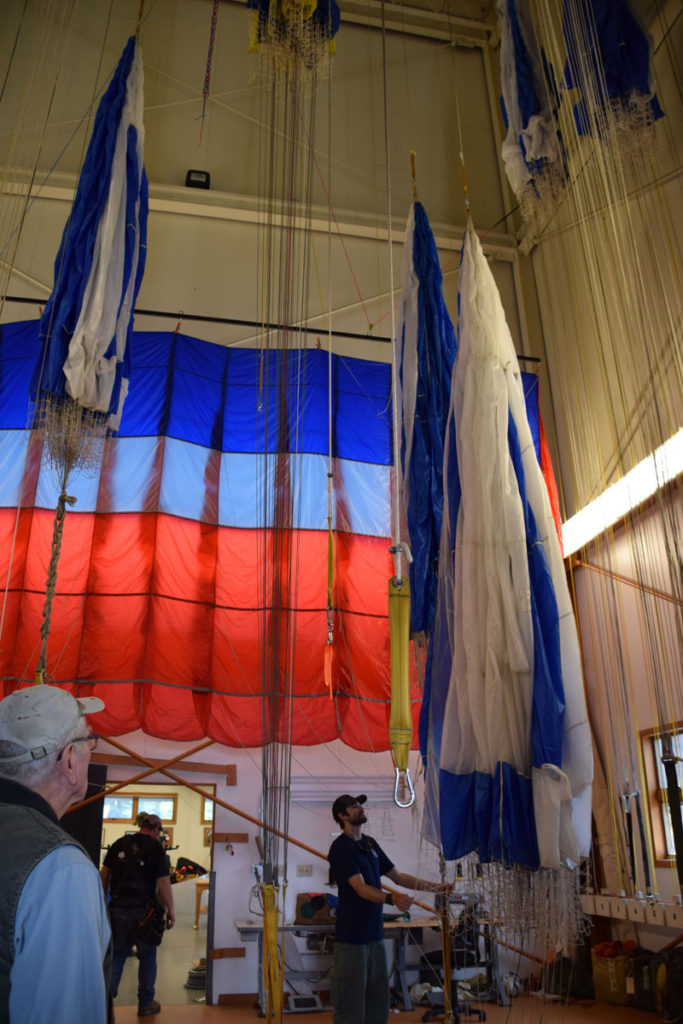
[332,793,367,824]
[139,813,163,830]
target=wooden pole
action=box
[70,737,216,811]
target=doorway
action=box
[100,779,217,1009]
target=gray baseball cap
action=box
[0,686,104,765]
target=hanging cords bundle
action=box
[530,0,682,898]
[252,22,325,1020]
[379,0,415,810]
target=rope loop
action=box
[393,765,415,808]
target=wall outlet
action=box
[297,864,313,877]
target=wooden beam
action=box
[209,947,246,960]
[92,752,235,776]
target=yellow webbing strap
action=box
[262,884,283,1021]
[324,512,334,700]
[248,10,260,52]
[327,514,334,611]
[389,577,414,806]
[281,0,318,21]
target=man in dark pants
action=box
[100,813,176,1017]
[327,794,452,1024]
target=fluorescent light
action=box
[562,429,683,556]
[289,774,398,804]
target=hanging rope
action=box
[198,0,219,146]
[34,486,76,685]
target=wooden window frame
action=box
[201,794,215,825]
[103,792,178,825]
[640,722,683,867]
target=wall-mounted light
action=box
[562,428,683,556]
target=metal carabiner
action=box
[393,766,415,808]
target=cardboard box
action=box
[294,893,337,925]
[591,951,630,1006]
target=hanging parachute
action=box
[562,0,663,138]
[497,0,565,222]
[397,201,458,638]
[246,0,340,71]
[26,34,147,686]
[31,35,147,455]
[421,221,593,881]
[0,322,424,748]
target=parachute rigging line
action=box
[379,0,414,808]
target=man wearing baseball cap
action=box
[0,684,111,1024]
[100,807,176,1016]
[328,794,452,1024]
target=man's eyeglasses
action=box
[73,733,99,751]
[58,733,99,759]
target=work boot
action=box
[137,1001,161,1016]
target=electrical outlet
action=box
[297,864,313,877]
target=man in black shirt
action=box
[100,813,175,1017]
[327,794,451,1024]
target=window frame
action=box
[102,791,178,825]
[640,722,683,866]
[201,795,214,825]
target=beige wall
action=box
[101,780,215,873]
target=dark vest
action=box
[0,779,110,1021]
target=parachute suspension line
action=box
[379,0,414,808]
[252,21,326,1012]
[136,0,146,36]
[437,853,455,1024]
[379,0,402,587]
[452,62,471,220]
[324,76,335,703]
[528,0,683,900]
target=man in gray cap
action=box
[0,684,111,1024]
[328,794,452,1024]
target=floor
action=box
[112,884,662,1023]
[113,876,210,1014]
[113,996,662,1023]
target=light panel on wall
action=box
[289,775,398,804]
[562,428,683,557]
